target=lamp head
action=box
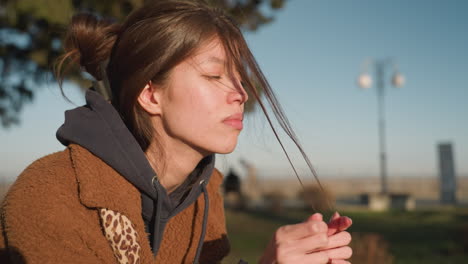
[358,73,372,89]
[392,72,405,87]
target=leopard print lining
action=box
[99,208,142,264]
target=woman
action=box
[0,1,352,263]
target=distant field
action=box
[223,208,468,264]
[252,176,468,201]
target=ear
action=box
[137,81,163,115]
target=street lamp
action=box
[357,58,404,194]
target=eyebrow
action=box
[204,56,225,65]
[198,56,241,79]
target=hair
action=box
[56,0,326,208]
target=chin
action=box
[216,148,236,155]
[209,139,239,154]
[195,132,240,155]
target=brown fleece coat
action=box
[0,144,230,264]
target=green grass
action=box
[223,208,468,264]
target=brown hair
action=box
[56,0,324,200]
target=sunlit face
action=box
[156,38,248,156]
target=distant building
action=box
[222,169,244,209]
[438,142,457,204]
[223,169,241,194]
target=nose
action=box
[227,84,248,105]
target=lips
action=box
[223,113,243,130]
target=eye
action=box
[204,75,221,80]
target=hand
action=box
[259,213,352,264]
[308,212,353,264]
[308,212,352,236]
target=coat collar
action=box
[69,144,154,263]
[69,144,142,219]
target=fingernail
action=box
[313,213,323,221]
[344,216,353,225]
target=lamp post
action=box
[357,59,404,194]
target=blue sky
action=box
[1,0,467,182]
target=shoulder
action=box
[1,148,113,263]
[4,148,75,202]
[1,148,79,225]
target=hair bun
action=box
[61,13,120,80]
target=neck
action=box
[145,139,207,194]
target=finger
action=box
[324,246,353,260]
[327,212,340,236]
[324,232,352,250]
[307,213,323,222]
[303,251,330,264]
[330,259,351,264]
[276,220,328,241]
[288,233,329,254]
[329,211,340,222]
[328,216,352,236]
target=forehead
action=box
[186,37,243,79]
[191,38,228,65]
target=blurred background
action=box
[1,0,467,263]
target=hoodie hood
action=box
[56,89,215,258]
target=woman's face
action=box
[156,38,248,156]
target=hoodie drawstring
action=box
[151,178,210,263]
[193,180,209,264]
[152,176,163,256]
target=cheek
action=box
[161,83,240,153]
[162,88,216,137]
